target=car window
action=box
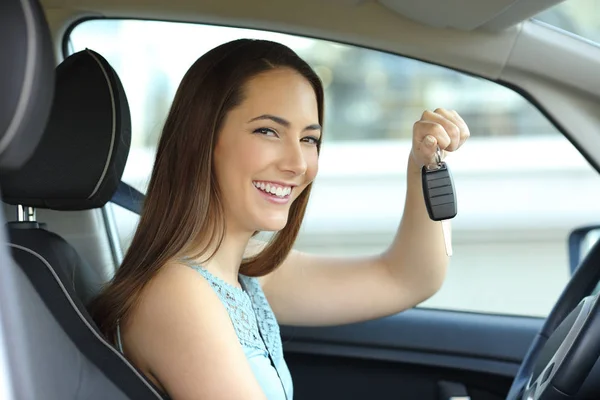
[535,0,600,45]
[69,19,600,318]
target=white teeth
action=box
[253,181,292,198]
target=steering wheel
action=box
[506,237,600,399]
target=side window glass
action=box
[69,19,600,318]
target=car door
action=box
[281,308,541,399]
[66,13,600,400]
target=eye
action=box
[253,127,278,137]
[302,136,320,145]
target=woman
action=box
[89,38,469,400]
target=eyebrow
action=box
[248,114,321,131]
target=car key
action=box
[422,147,457,256]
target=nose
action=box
[278,140,308,176]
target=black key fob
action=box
[422,161,457,221]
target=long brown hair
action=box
[89,39,325,341]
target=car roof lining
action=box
[40,0,566,31]
[377,0,565,31]
[39,0,597,86]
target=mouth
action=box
[252,180,293,203]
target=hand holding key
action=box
[410,109,470,257]
[410,109,469,170]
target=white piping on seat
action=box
[85,49,117,200]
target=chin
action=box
[257,223,288,233]
[254,215,289,233]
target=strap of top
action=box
[184,263,270,354]
[239,275,283,360]
[184,261,289,400]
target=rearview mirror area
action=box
[568,225,600,275]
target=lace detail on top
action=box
[186,264,267,353]
[182,262,291,399]
[239,275,283,360]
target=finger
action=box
[438,108,470,149]
[414,119,451,150]
[421,110,461,151]
[420,134,440,169]
[432,108,463,151]
[450,109,466,124]
[456,117,470,148]
[413,122,448,168]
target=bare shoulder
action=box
[122,261,266,400]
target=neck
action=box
[198,228,254,286]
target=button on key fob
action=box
[421,161,457,221]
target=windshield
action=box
[535,0,600,45]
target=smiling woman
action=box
[214,70,322,234]
[85,34,470,399]
[69,17,600,324]
[88,39,326,400]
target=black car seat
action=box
[0,22,169,399]
[0,0,55,171]
[0,0,56,398]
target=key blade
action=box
[442,220,453,257]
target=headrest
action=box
[0,0,55,171]
[0,49,131,211]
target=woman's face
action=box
[214,67,321,234]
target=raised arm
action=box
[259,108,470,327]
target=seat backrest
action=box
[0,46,168,399]
[0,0,55,171]
[0,1,56,398]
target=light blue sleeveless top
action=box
[189,265,294,400]
[116,263,294,399]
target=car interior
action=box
[1,0,600,399]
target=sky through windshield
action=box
[535,0,600,45]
